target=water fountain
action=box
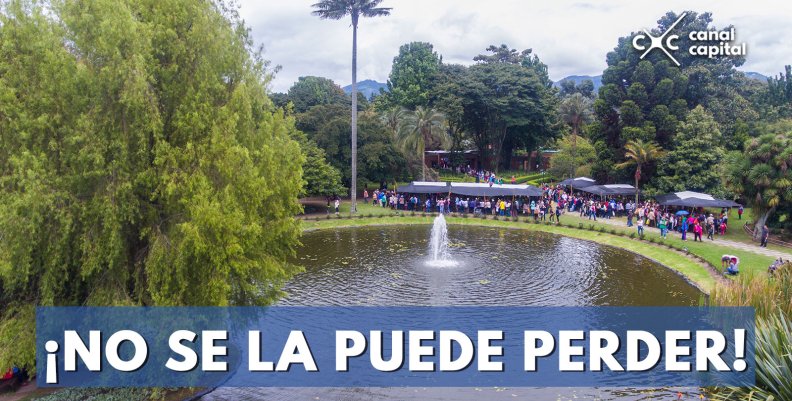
[427,214,456,267]
[203,225,704,401]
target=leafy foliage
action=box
[397,107,448,180]
[548,134,597,180]
[0,0,304,370]
[287,76,348,113]
[722,130,792,233]
[654,106,725,195]
[296,105,407,186]
[616,139,664,202]
[591,11,757,183]
[385,42,442,110]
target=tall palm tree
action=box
[398,107,448,181]
[616,139,665,205]
[558,93,593,178]
[312,0,391,213]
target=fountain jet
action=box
[427,214,456,267]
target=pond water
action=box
[203,224,704,401]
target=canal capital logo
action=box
[632,12,747,66]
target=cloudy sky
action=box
[237,0,792,93]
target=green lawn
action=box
[554,213,775,277]
[567,207,790,253]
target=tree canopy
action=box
[590,10,762,189]
[0,0,305,370]
[287,76,349,113]
[723,129,792,235]
[654,106,725,195]
[385,42,442,110]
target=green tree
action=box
[616,140,665,204]
[655,106,725,194]
[559,79,595,98]
[397,107,448,180]
[291,130,346,197]
[593,11,755,183]
[452,46,558,171]
[558,93,593,177]
[385,42,441,110]
[312,0,392,213]
[548,134,597,180]
[302,142,347,197]
[0,0,304,370]
[765,65,792,119]
[287,76,348,113]
[380,107,407,141]
[723,131,792,238]
[298,105,406,186]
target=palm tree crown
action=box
[559,93,593,137]
[312,0,391,22]
[616,139,664,204]
[398,107,448,181]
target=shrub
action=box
[711,264,792,400]
[492,215,499,221]
[588,224,595,231]
[629,232,636,239]
[609,228,617,235]
[598,226,606,233]
[639,233,646,240]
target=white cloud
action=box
[238,0,792,92]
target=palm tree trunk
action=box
[422,150,426,181]
[634,166,640,205]
[350,19,358,213]
[753,207,775,240]
[571,125,577,179]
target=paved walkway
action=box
[566,213,792,260]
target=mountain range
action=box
[344,71,770,97]
[342,80,388,99]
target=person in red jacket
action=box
[693,221,703,242]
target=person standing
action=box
[681,217,688,241]
[738,205,743,220]
[693,221,703,242]
[707,220,715,241]
[760,225,770,247]
[363,189,369,205]
[334,198,340,215]
[658,216,668,239]
[637,217,644,236]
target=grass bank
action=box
[301,213,721,293]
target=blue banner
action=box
[36,306,754,388]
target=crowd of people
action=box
[361,183,751,246]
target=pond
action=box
[203,224,704,400]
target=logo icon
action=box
[632,12,687,66]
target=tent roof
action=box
[578,184,637,196]
[559,177,597,189]
[655,191,741,208]
[396,181,542,197]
